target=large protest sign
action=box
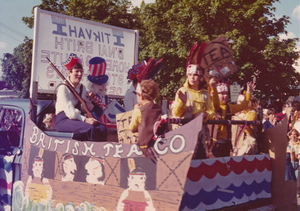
[30,8,138,97]
[200,36,238,79]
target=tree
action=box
[22,0,135,29]
[132,0,300,103]
[2,0,299,104]
[1,38,33,98]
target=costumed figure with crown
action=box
[55,53,107,142]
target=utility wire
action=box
[0,30,22,42]
[0,22,27,38]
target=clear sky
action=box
[0,0,299,71]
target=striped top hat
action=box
[87,57,109,85]
[61,53,81,71]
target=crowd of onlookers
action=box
[264,96,300,197]
[249,95,300,198]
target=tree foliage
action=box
[22,0,134,29]
[2,0,299,104]
[132,0,300,102]
[1,38,33,98]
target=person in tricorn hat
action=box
[55,53,107,142]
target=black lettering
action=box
[220,47,232,59]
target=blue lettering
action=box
[51,16,67,36]
[112,30,124,47]
[69,25,77,37]
[78,27,85,39]
[86,29,92,39]
[93,31,101,42]
[105,33,111,44]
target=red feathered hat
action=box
[186,42,207,69]
[127,58,163,83]
[127,60,147,81]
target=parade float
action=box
[0,7,297,211]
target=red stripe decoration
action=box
[99,114,117,129]
[187,156,271,182]
[89,62,106,77]
[93,96,107,110]
[0,179,12,190]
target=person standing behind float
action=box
[276,103,290,123]
[263,108,276,131]
[210,79,255,157]
[55,53,107,142]
[286,128,300,197]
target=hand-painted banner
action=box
[14,114,203,210]
[31,8,138,97]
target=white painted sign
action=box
[30,8,139,98]
[230,84,241,102]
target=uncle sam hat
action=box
[87,57,109,85]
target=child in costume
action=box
[172,64,215,122]
[209,78,256,157]
[127,57,163,159]
[129,79,162,160]
[171,42,216,159]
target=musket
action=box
[46,57,94,118]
